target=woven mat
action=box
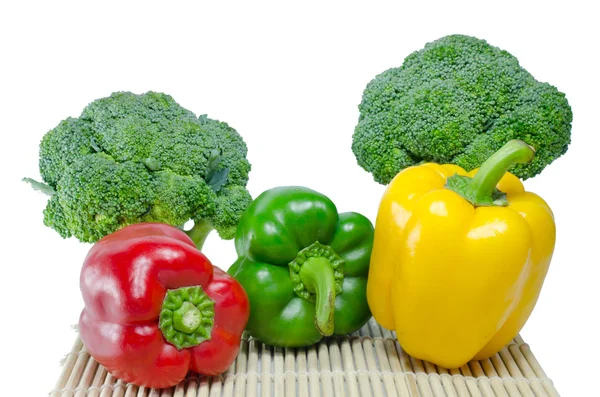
[50,318,559,397]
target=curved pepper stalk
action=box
[299,257,336,335]
[289,242,344,336]
[446,140,535,206]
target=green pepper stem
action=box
[298,257,336,336]
[185,219,213,251]
[465,140,535,202]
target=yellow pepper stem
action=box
[447,140,535,207]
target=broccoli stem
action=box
[185,219,214,251]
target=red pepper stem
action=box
[465,140,535,203]
[173,302,202,334]
[298,257,336,336]
[159,286,215,350]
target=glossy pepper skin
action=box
[228,186,374,347]
[79,223,250,388]
[367,140,556,368]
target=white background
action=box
[1,1,598,395]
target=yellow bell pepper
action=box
[367,140,556,368]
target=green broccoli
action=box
[25,91,252,249]
[352,34,573,184]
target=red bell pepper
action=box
[78,223,250,388]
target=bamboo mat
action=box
[50,318,559,397]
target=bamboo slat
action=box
[51,318,559,397]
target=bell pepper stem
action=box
[447,140,535,207]
[159,286,215,350]
[298,257,336,336]
[185,219,213,251]
[465,140,535,202]
[173,301,202,334]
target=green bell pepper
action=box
[228,186,374,347]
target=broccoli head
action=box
[352,34,573,184]
[26,91,252,249]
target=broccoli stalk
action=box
[352,34,572,184]
[26,91,252,248]
[185,219,214,250]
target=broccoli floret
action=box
[352,34,573,184]
[210,185,253,240]
[50,153,154,242]
[26,91,252,249]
